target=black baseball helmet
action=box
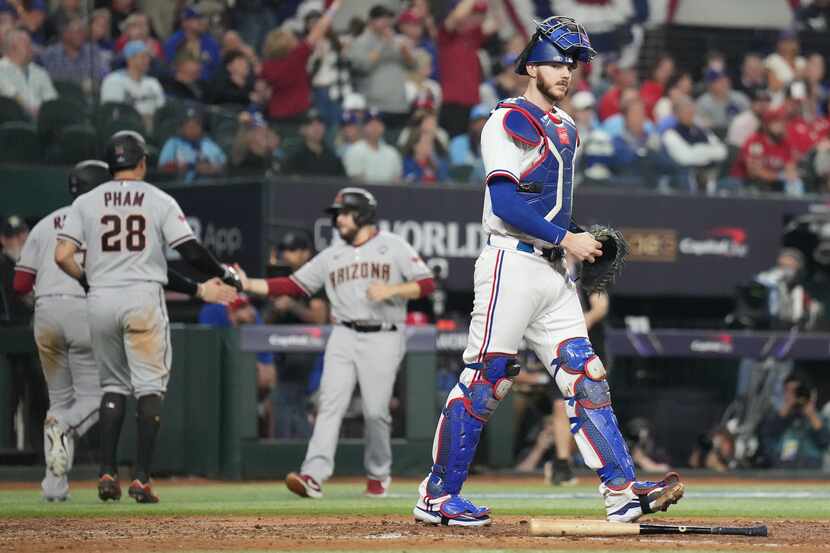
[68,160,110,199]
[103,130,148,173]
[324,187,378,226]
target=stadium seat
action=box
[0,96,29,124]
[46,124,98,165]
[52,80,89,107]
[449,164,474,183]
[0,122,40,163]
[95,102,146,141]
[152,100,185,142]
[37,98,86,145]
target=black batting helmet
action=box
[68,160,110,199]
[324,187,378,226]
[103,130,148,173]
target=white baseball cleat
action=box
[603,471,685,523]
[41,472,69,502]
[44,419,72,478]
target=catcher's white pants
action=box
[462,244,587,369]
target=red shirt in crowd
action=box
[260,40,313,120]
[731,131,795,180]
[639,80,663,120]
[787,116,830,158]
[438,25,485,106]
[597,86,622,121]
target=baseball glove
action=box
[579,225,629,294]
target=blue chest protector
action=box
[496,98,578,231]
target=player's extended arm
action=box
[367,278,435,302]
[174,238,242,290]
[166,269,237,304]
[54,239,83,280]
[488,177,601,261]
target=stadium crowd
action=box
[0,0,828,194]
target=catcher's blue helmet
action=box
[516,16,597,75]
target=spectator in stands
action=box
[405,48,442,114]
[13,0,48,45]
[397,5,438,80]
[99,39,164,131]
[607,98,662,186]
[786,80,829,159]
[89,8,113,54]
[0,2,18,39]
[805,136,830,193]
[108,0,137,43]
[598,60,637,122]
[43,0,84,43]
[199,294,276,438]
[306,10,353,129]
[0,29,56,118]
[397,109,449,156]
[662,96,728,193]
[727,87,772,149]
[796,0,830,31]
[114,12,162,59]
[734,52,766,96]
[230,110,283,176]
[161,53,204,102]
[260,0,340,124]
[221,30,259,70]
[207,49,254,107]
[760,371,829,469]
[653,71,693,130]
[479,52,525,110]
[804,53,828,116]
[448,103,488,184]
[283,109,344,177]
[349,4,415,128]
[163,5,219,80]
[158,106,226,183]
[40,16,109,93]
[403,131,449,184]
[765,29,806,96]
[343,109,402,183]
[437,0,496,137]
[640,54,675,120]
[335,110,363,158]
[602,88,653,138]
[696,68,750,136]
[730,105,802,194]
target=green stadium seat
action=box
[0,122,40,163]
[52,80,89,107]
[95,102,146,141]
[449,164,474,183]
[46,124,98,165]
[37,98,86,145]
[0,96,29,124]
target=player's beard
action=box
[337,224,358,244]
[536,71,568,104]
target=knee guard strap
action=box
[554,338,636,488]
[429,356,520,496]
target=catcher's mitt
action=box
[579,225,629,293]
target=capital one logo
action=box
[679,227,749,258]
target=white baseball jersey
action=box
[17,206,86,298]
[60,180,195,288]
[480,100,579,249]
[291,230,432,324]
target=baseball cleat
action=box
[365,477,390,498]
[128,479,160,503]
[44,419,72,477]
[97,474,122,502]
[285,472,323,499]
[42,471,69,502]
[413,494,492,527]
[545,459,578,486]
[603,471,685,523]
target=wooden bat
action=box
[529,518,768,537]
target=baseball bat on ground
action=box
[529,519,768,537]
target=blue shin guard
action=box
[416,356,519,524]
[554,338,636,488]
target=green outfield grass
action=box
[1,478,829,520]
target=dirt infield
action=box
[1,515,826,553]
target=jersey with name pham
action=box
[60,180,195,288]
[480,100,579,249]
[16,206,86,298]
[291,231,432,324]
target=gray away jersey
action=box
[16,206,86,297]
[60,180,195,288]
[292,231,432,324]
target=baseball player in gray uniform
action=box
[238,187,435,498]
[13,158,235,502]
[54,133,241,503]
